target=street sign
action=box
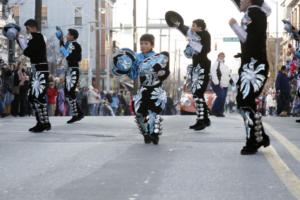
[223,37,239,42]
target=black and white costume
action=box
[112,49,170,144]
[230,2,271,154]
[60,40,83,120]
[166,13,211,130]
[22,32,51,131]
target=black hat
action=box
[231,0,240,10]
[68,28,79,39]
[165,11,184,28]
[252,0,264,6]
[231,0,264,10]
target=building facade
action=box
[7,0,115,88]
[281,0,300,64]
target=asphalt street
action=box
[0,115,299,200]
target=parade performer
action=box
[229,0,271,154]
[165,11,211,131]
[112,34,170,144]
[56,28,84,123]
[17,19,51,132]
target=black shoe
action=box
[30,123,51,133]
[190,118,210,129]
[189,121,198,129]
[150,134,159,145]
[143,135,152,144]
[193,120,207,131]
[204,118,211,127]
[296,119,300,123]
[67,113,84,124]
[241,136,270,155]
[29,123,40,132]
[240,144,258,155]
[257,135,270,148]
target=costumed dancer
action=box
[165,11,211,131]
[229,0,271,154]
[112,34,170,144]
[17,19,51,132]
[56,28,84,123]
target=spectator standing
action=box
[111,92,120,115]
[18,65,29,116]
[47,81,58,116]
[56,78,66,116]
[211,52,231,117]
[276,66,291,116]
[266,90,276,116]
[11,64,20,116]
[88,79,101,116]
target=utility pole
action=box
[177,49,181,100]
[35,0,42,31]
[173,41,177,98]
[95,0,101,89]
[88,23,92,87]
[106,7,111,91]
[1,0,9,20]
[269,0,279,78]
[146,0,149,32]
[173,40,177,82]
[168,28,171,53]
[159,19,162,51]
[275,0,279,78]
[2,0,17,65]
[133,0,138,94]
[133,0,137,52]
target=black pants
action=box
[276,92,290,115]
[134,86,165,135]
[28,70,50,124]
[186,63,210,121]
[64,67,81,116]
[211,83,228,115]
[236,58,269,146]
[11,92,20,116]
[19,85,29,116]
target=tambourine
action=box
[3,23,21,40]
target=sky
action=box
[112,0,283,75]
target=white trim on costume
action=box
[230,23,247,43]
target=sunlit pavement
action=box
[0,114,300,200]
